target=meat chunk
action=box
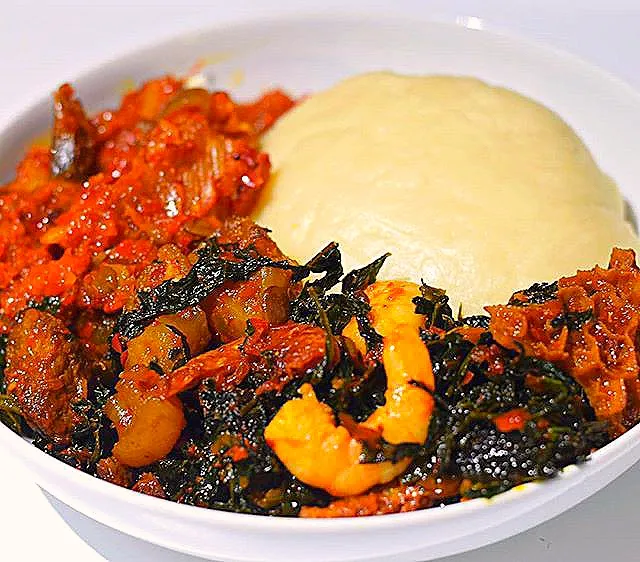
[132,472,166,498]
[300,477,460,518]
[215,216,289,260]
[202,217,295,342]
[50,84,97,180]
[488,248,640,436]
[141,106,270,221]
[5,309,87,441]
[202,266,292,343]
[104,375,186,468]
[135,320,334,399]
[96,456,133,488]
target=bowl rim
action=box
[2,9,640,535]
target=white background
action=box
[1,1,640,561]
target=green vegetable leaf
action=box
[116,239,310,342]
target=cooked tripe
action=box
[256,72,639,314]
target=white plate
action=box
[1,13,640,562]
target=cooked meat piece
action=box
[4,309,87,441]
[300,477,460,518]
[105,375,186,468]
[51,84,97,180]
[215,216,289,260]
[488,248,640,436]
[202,265,292,343]
[96,456,133,488]
[132,472,166,498]
[202,217,294,342]
[145,320,334,398]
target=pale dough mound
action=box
[255,72,639,314]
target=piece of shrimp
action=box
[265,280,435,497]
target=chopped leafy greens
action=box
[116,239,311,342]
[508,281,558,306]
[0,229,617,515]
[290,248,388,351]
[402,286,608,499]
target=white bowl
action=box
[2,13,640,562]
